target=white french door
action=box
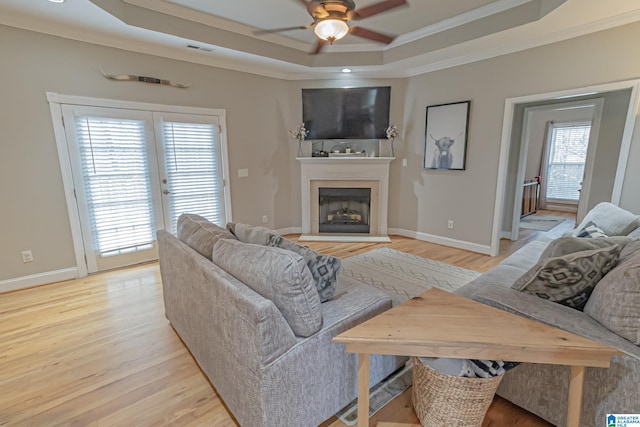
[60,104,228,273]
[153,112,226,233]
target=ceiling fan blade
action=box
[253,23,315,35]
[350,26,394,44]
[311,39,327,54]
[350,0,406,20]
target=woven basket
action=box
[411,357,503,427]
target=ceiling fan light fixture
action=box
[314,19,349,44]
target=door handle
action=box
[163,189,171,195]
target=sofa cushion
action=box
[620,239,640,265]
[539,236,632,260]
[512,245,621,310]
[570,202,640,237]
[576,221,608,238]
[627,227,640,240]
[268,235,341,302]
[211,238,322,337]
[584,250,640,345]
[177,214,237,258]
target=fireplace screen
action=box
[318,187,371,233]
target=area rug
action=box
[519,214,565,232]
[341,246,481,306]
[335,248,481,424]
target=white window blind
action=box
[162,121,224,232]
[546,123,591,202]
[76,116,156,256]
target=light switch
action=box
[238,168,249,177]
[402,158,407,166]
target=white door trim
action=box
[576,100,604,223]
[47,92,232,277]
[491,79,640,256]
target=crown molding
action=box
[398,8,640,78]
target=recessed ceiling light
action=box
[341,68,352,73]
[48,0,65,3]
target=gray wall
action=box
[398,22,640,247]
[3,19,640,283]
[0,24,290,281]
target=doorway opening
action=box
[490,79,640,256]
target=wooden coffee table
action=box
[333,288,621,427]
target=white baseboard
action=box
[388,228,493,255]
[298,235,391,243]
[275,227,302,236]
[545,203,578,213]
[0,267,78,293]
[500,231,512,239]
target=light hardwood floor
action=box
[0,211,574,426]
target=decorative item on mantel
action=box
[289,123,309,157]
[386,125,399,157]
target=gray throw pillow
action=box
[177,213,237,258]
[539,236,632,260]
[211,239,322,337]
[268,235,341,302]
[231,223,276,246]
[571,202,640,237]
[512,245,621,310]
[584,250,640,345]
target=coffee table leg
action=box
[566,365,585,427]
[357,353,370,427]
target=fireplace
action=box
[298,157,393,242]
[319,187,371,233]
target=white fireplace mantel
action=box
[298,157,394,242]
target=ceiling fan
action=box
[254,0,407,54]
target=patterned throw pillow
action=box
[267,235,341,302]
[576,221,608,238]
[512,245,621,310]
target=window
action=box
[75,116,156,257]
[546,123,591,202]
[160,119,225,234]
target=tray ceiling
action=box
[1,0,640,79]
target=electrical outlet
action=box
[262,215,268,224]
[447,220,454,230]
[21,250,34,263]
[238,168,249,178]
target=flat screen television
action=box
[302,86,390,140]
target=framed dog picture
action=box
[423,101,470,170]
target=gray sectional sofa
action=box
[159,203,639,427]
[157,214,404,427]
[456,202,640,427]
